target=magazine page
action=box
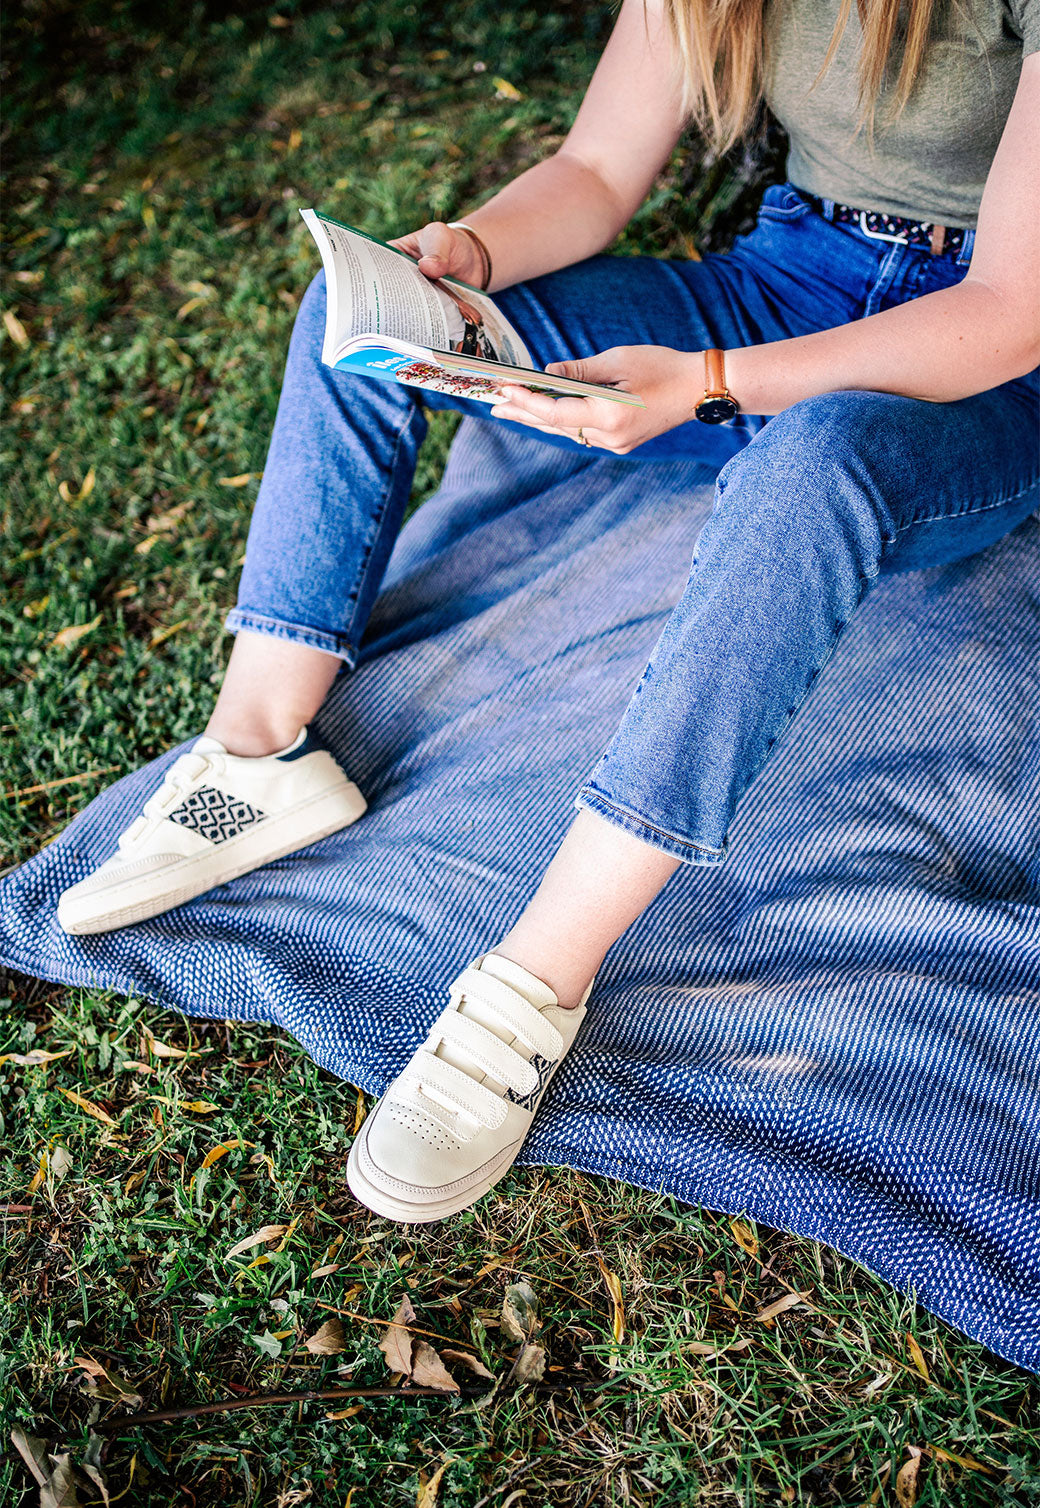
[334,337,647,407]
[300,209,533,369]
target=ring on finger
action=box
[576,427,591,446]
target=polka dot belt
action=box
[802,191,969,255]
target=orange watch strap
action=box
[704,347,728,395]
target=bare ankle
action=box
[203,715,301,759]
[490,932,601,1010]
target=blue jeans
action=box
[227,181,1040,865]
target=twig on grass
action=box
[95,1376,615,1431]
[3,766,120,800]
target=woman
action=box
[55,0,1039,1222]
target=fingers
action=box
[498,387,593,429]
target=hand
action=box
[387,221,486,288]
[489,345,705,453]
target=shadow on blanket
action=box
[2,418,1038,1370]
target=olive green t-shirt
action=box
[762,0,1040,227]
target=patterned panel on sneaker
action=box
[168,786,267,843]
[502,1050,556,1111]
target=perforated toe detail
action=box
[384,1102,458,1153]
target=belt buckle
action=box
[857,210,909,246]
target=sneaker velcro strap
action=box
[399,1052,508,1130]
[450,968,564,1061]
[433,1012,539,1098]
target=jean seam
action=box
[225,608,359,666]
[577,786,726,861]
[896,475,1040,531]
[342,402,419,645]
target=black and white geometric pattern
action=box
[168,786,266,844]
[503,1051,557,1111]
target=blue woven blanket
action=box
[3,418,1038,1370]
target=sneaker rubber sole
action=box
[345,1119,527,1224]
[57,781,367,936]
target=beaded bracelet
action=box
[447,220,493,291]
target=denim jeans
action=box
[227,181,1040,865]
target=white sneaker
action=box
[346,953,593,1223]
[57,727,367,935]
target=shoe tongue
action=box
[191,735,227,756]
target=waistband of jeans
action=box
[800,190,975,264]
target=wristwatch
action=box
[694,348,739,424]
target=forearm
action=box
[724,279,1040,416]
[456,149,635,292]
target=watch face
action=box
[696,395,739,425]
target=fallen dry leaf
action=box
[50,617,101,652]
[3,309,31,349]
[217,472,259,487]
[410,1340,460,1393]
[378,1294,417,1375]
[0,1048,74,1069]
[895,1445,923,1508]
[686,1336,754,1357]
[905,1332,930,1382]
[730,1217,759,1257]
[226,1224,288,1260]
[58,468,95,503]
[500,1281,540,1344]
[142,1026,187,1060]
[304,1318,346,1355]
[150,1096,219,1114]
[416,1456,456,1508]
[505,1341,545,1388]
[199,1139,252,1172]
[755,1293,807,1325]
[10,1427,79,1507]
[74,1355,144,1409]
[325,1404,364,1420]
[440,1348,495,1381]
[492,76,523,100]
[57,1088,117,1126]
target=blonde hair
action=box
[662,0,940,153]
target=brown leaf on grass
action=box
[905,1332,930,1382]
[729,1217,759,1257]
[50,617,101,652]
[378,1293,418,1375]
[74,1356,144,1408]
[411,1341,460,1393]
[141,1025,187,1059]
[924,1444,994,1476]
[58,468,95,504]
[10,1428,79,1507]
[58,1087,117,1126]
[0,1048,73,1069]
[325,1404,365,1420]
[500,1281,540,1344]
[304,1318,346,1355]
[3,309,31,349]
[226,1224,288,1260]
[150,1095,219,1114]
[895,1446,923,1508]
[686,1336,754,1357]
[440,1348,495,1381]
[351,1087,367,1135]
[217,472,260,487]
[199,1139,252,1173]
[416,1457,456,1508]
[755,1292,807,1325]
[505,1341,545,1388]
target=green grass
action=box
[2,3,1038,1504]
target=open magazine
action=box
[300,209,645,409]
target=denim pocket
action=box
[756,182,814,222]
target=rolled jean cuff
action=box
[574,785,727,867]
[223,608,358,667]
